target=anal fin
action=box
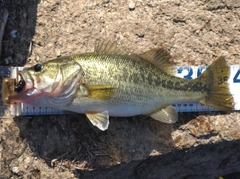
[150,105,178,124]
[86,111,109,131]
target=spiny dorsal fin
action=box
[95,41,132,56]
[140,48,176,76]
[83,84,115,100]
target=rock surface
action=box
[0,0,240,178]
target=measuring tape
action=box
[175,65,240,112]
[1,65,240,116]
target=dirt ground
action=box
[0,0,240,178]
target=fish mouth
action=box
[14,76,26,92]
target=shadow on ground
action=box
[0,0,40,65]
[78,140,240,179]
[13,113,178,169]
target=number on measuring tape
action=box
[197,66,207,77]
[218,76,228,85]
[233,69,240,83]
[177,67,193,79]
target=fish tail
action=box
[199,57,234,110]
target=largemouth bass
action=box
[3,42,234,130]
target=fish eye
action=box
[34,64,43,72]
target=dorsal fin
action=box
[139,48,176,76]
[94,41,132,56]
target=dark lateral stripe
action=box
[158,77,209,93]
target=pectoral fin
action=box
[150,105,178,124]
[81,84,115,100]
[86,111,109,131]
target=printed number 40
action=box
[233,69,240,83]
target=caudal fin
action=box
[199,57,234,110]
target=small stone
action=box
[12,166,19,174]
[5,56,13,65]
[129,0,135,11]
[55,49,61,57]
[23,11,27,18]
[149,150,161,156]
[10,30,17,38]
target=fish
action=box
[2,41,234,131]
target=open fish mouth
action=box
[14,76,26,92]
